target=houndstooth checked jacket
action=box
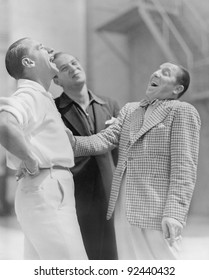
[74,99,201,231]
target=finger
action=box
[16,173,24,181]
[105,121,113,127]
[175,225,183,238]
[30,167,40,177]
[16,166,24,177]
[162,222,169,239]
[169,227,175,246]
[15,169,25,181]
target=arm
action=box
[162,104,201,244]
[0,111,39,175]
[73,103,129,157]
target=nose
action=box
[68,64,77,72]
[153,70,160,77]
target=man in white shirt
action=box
[0,37,87,260]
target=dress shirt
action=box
[70,91,103,134]
[57,90,110,135]
[143,99,166,120]
[0,79,74,170]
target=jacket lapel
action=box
[62,107,91,136]
[57,92,92,136]
[130,101,172,145]
[130,106,144,144]
[89,92,107,133]
[93,103,108,133]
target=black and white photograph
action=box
[0,0,209,278]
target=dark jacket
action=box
[55,91,120,259]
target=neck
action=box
[24,74,51,91]
[35,78,51,91]
[64,83,90,108]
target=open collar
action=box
[17,79,53,99]
[58,90,106,109]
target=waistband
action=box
[40,165,70,171]
[16,165,71,182]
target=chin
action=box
[51,68,58,76]
[145,92,152,100]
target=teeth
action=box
[151,81,158,86]
[73,72,79,77]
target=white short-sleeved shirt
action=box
[0,79,74,170]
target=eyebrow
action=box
[163,67,171,72]
[59,59,78,69]
[71,58,78,63]
[59,64,68,70]
[161,65,171,73]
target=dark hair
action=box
[53,52,79,61]
[5,37,30,79]
[176,65,190,98]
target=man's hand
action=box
[105,117,117,127]
[66,128,76,147]
[162,217,183,246]
[16,158,40,181]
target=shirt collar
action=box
[17,79,53,98]
[88,90,106,105]
[140,98,158,108]
[140,98,170,106]
[58,90,106,109]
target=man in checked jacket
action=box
[69,62,201,259]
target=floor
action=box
[180,215,209,259]
[0,213,209,260]
[0,215,24,260]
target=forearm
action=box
[74,133,116,157]
[72,102,129,157]
[164,106,200,223]
[163,145,198,225]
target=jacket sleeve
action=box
[74,103,129,157]
[163,103,201,225]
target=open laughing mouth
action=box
[151,81,158,87]
[72,72,80,78]
[49,56,54,63]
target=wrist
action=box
[23,162,39,175]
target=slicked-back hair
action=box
[5,37,30,79]
[176,65,190,98]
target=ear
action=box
[22,57,35,68]
[53,75,60,85]
[173,85,184,95]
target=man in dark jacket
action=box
[53,52,119,260]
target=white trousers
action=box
[114,172,181,260]
[15,169,88,260]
